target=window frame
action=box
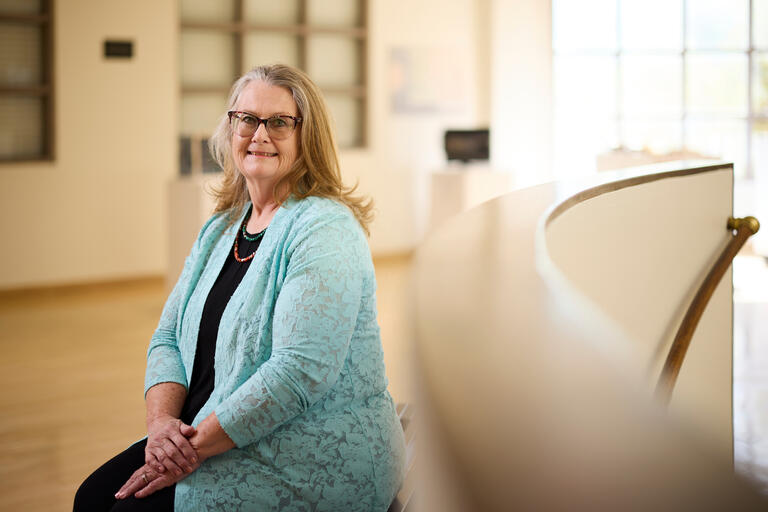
[179,0,368,175]
[553,0,766,179]
[0,0,55,163]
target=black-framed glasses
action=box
[227,111,302,140]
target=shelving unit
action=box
[179,0,367,174]
[0,0,54,161]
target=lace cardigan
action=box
[144,196,405,511]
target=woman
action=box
[74,64,405,511]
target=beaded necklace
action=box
[241,221,266,242]
[233,210,267,263]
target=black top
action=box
[179,217,264,425]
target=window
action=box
[179,0,367,175]
[0,0,53,162]
[552,0,768,181]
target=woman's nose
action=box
[251,121,270,141]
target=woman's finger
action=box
[115,475,136,498]
[168,432,199,468]
[146,420,197,472]
[146,437,169,473]
[163,439,193,474]
[115,476,141,499]
[157,422,197,464]
[154,446,184,476]
[115,467,153,499]
[145,451,166,473]
[179,423,196,437]
[134,473,173,499]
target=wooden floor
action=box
[0,255,414,511]
[0,279,163,510]
[733,254,768,495]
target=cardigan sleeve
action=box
[213,212,366,448]
[144,215,219,396]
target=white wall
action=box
[0,0,177,289]
[347,0,554,254]
[0,0,553,288]
[342,0,481,255]
[490,0,553,187]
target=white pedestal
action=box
[167,175,219,290]
[429,165,515,231]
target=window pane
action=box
[621,0,682,51]
[0,23,41,86]
[324,94,362,148]
[0,96,43,159]
[180,31,235,88]
[756,0,768,49]
[686,53,747,116]
[685,119,748,178]
[686,0,748,50]
[306,35,360,87]
[621,120,682,153]
[307,0,360,27]
[180,92,228,136]
[180,0,235,23]
[201,138,221,173]
[754,52,768,116]
[179,137,192,175]
[554,56,616,118]
[621,55,682,117]
[753,120,768,181]
[553,120,619,176]
[244,0,301,24]
[553,0,616,52]
[0,0,41,14]
[243,33,300,69]
[749,121,768,252]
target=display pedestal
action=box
[429,165,515,231]
[167,175,219,290]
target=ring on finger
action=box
[142,473,149,485]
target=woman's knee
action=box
[73,440,150,511]
[73,471,114,511]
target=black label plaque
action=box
[104,40,133,58]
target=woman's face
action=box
[231,80,300,187]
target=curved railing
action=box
[656,216,760,404]
[412,162,768,509]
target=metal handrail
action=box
[656,216,760,405]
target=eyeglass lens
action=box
[232,113,297,140]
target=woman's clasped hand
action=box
[111,416,199,500]
[115,460,197,501]
[144,415,198,476]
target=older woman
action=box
[74,64,405,511]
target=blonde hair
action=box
[208,64,373,235]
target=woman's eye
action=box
[269,117,288,128]
[241,115,257,125]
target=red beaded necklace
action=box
[234,212,266,263]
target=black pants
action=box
[73,439,175,511]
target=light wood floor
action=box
[0,255,414,511]
[733,255,768,494]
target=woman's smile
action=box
[247,150,278,157]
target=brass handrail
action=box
[656,216,760,405]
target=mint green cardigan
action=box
[144,196,405,511]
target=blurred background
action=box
[1,0,767,509]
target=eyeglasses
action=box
[227,111,302,140]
